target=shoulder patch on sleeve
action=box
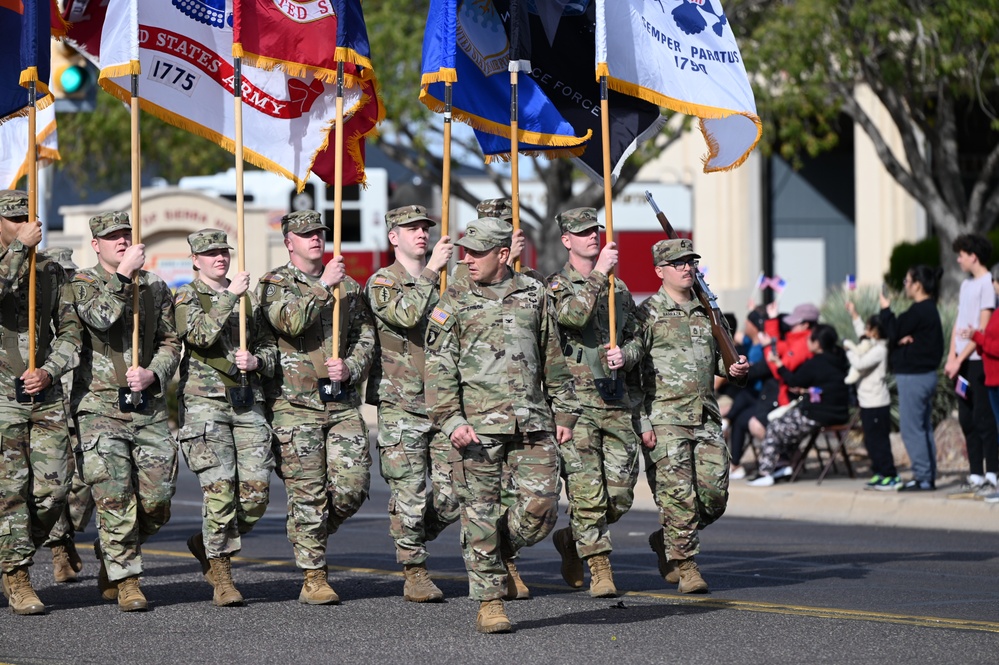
[548,276,563,290]
[430,306,451,326]
[73,272,96,284]
[373,275,395,288]
[259,273,285,285]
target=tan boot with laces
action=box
[187,532,215,587]
[299,566,340,605]
[403,563,444,603]
[476,599,512,634]
[676,558,709,594]
[116,576,148,612]
[51,544,78,584]
[208,556,244,607]
[2,566,45,615]
[503,558,530,600]
[586,554,618,598]
[648,531,680,584]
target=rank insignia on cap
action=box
[373,276,395,287]
[430,307,450,325]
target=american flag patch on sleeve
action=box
[430,307,450,325]
[373,276,395,287]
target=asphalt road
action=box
[2,447,998,665]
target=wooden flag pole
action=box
[330,61,345,395]
[234,57,247,352]
[130,71,142,395]
[439,82,452,293]
[510,65,521,273]
[26,79,38,375]
[599,74,618,361]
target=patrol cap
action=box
[187,228,234,255]
[476,198,513,221]
[455,217,512,252]
[43,246,78,270]
[385,204,436,231]
[557,207,602,234]
[89,211,132,239]
[0,190,29,218]
[281,210,328,236]
[652,238,700,265]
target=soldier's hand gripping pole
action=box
[644,191,742,372]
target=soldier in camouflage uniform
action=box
[0,192,81,615]
[364,205,459,603]
[258,210,376,605]
[547,208,643,598]
[41,247,93,584]
[175,229,277,607]
[425,217,581,634]
[72,211,182,612]
[637,239,747,594]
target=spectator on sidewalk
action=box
[879,265,945,492]
[961,263,999,503]
[946,234,999,497]
[748,324,850,487]
[845,302,897,490]
[724,307,771,479]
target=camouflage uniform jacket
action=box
[548,262,643,410]
[636,287,725,432]
[258,262,375,411]
[0,241,82,399]
[364,260,440,414]
[425,270,581,437]
[71,265,181,418]
[175,277,278,401]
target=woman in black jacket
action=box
[748,324,850,487]
[879,265,945,491]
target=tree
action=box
[738,0,999,296]
[57,90,232,194]
[365,0,681,276]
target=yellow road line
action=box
[144,548,999,634]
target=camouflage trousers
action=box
[452,431,561,601]
[560,408,640,559]
[76,412,178,581]
[271,404,371,569]
[644,419,729,562]
[178,395,274,558]
[44,430,96,545]
[376,405,460,565]
[0,400,70,572]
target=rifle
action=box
[644,191,742,372]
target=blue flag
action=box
[420,0,589,157]
[1,1,52,120]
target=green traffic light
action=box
[59,66,87,95]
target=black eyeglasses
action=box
[660,259,699,270]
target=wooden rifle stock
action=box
[644,191,742,372]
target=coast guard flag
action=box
[596,0,761,172]
[481,0,665,183]
[0,99,59,188]
[1,0,53,120]
[98,0,363,188]
[420,0,589,159]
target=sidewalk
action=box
[632,472,999,533]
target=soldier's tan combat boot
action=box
[51,543,79,583]
[676,558,709,594]
[503,558,530,600]
[649,530,680,584]
[402,563,444,603]
[94,539,117,601]
[186,532,216,587]
[299,566,340,605]
[586,554,618,598]
[2,566,46,615]
[208,557,244,607]
[552,527,584,589]
[476,599,512,634]
[116,576,148,612]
